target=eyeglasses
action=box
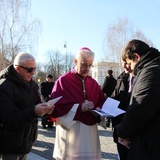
[80,62,94,68]
[16,65,36,73]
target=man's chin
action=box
[82,74,88,77]
[25,78,32,82]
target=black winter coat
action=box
[111,71,130,143]
[40,81,54,102]
[102,75,117,97]
[117,48,160,160]
[0,65,41,154]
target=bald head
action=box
[14,52,35,67]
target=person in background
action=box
[111,60,134,160]
[51,47,106,160]
[40,74,55,128]
[40,74,54,102]
[117,39,160,160]
[102,69,117,127]
[0,52,54,160]
[102,69,117,97]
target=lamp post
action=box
[64,42,67,72]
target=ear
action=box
[133,53,141,61]
[14,65,20,72]
[74,59,78,65]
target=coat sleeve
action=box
[111,78,128,127]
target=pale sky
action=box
[31,0,160,63]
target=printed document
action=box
[92,97,125,117]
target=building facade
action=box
[91,60,123,86]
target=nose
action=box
[30,70,36,75]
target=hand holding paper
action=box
[34,103,55,117]
[91,97,125,117]
[39,96,63,115]
[82,100,94,112]
[101,97,125,117]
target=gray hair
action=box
[13,52,35,66]
[75,47,95,60]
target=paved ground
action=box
[28,119,118,160]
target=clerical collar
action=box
[71,68,86,80]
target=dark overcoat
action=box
[117,48,160,160]
[0,65,41,154]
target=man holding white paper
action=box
[0,52,55,160]
[50,47,106,160]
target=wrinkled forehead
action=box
[80,55,94,62]
[22,59,36,66]
[79,52,94,60]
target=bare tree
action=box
[33,62,46,83]
[104,17,154,65]
[0,0,41,70]
[39,50,75,81]
[43,50,64,81]
[66,52,74,71]
[104,18,133,63]
[63,42,74,73]
[131,29,154,46]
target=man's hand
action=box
[118,137,130,149]
[34,103,55,117]
[82,100,94,112]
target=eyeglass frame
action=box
[15,65,36,73]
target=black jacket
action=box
[111,71,130,143]
[40,81,54,102]
[117,48,160,160]
[0,65,41,154]
[102,75,117,97]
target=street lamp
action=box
[37,78,41,84]
[64,42,67,72]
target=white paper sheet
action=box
[101,97,125,117]
[91,109,112,117]
[92,97,125,117]
[58,104,79,130]
[47,96,63,106]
